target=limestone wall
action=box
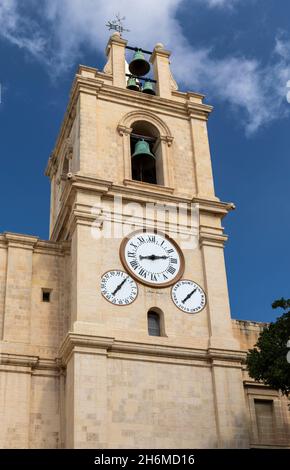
[0,233,68,448]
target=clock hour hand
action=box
[182,288,197,304]
[139,255,168,261]
[112,277,128,296]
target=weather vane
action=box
[106,13,130,36]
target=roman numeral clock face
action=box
[120,231,184,287]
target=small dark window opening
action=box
[42,289,51,303]
[148,311,161,336]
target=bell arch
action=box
[117,110,174,187]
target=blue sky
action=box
[0,0,290,322]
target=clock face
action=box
[120,230,184,287]
[101,270,138,306]
[171,280,206,314]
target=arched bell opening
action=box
[130,121,164,185]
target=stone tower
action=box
[46,32,249,448]
[1,33,289,449]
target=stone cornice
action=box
[98,82,211,121]
[0,353,60,373]
[243,381,281,394]
[3,232,39,250]
[187,102,213,120]
[194,198,235,217]
[59,333,115,365]
[199,227,229,248]
[59,332,246,368]
[0,232,69,256]
[208,348,247,364]
[49,175,235,240]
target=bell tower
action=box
[46,32,249,448]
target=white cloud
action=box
[203,0,240,8]
[0,0,289,135]
[0,0,46,59]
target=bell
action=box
[142,81,155,95]
[129,49,150,77]
[127,77,140,91]
[132,139,156,181]
[132,139,155,163]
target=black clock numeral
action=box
[163,273,168,280]
[170,258,178,264]
[167,265,176,275]
[151,273,158,282]
[127,251,135,258]
[130,242,138,249]
[147,235,156,243]
[167,248,174,254]
[137,236,145,243]
[138,268,147,278]
[130,260,139,270]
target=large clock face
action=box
[120,231,184,287]
[171,280,206,314]
[101,270,138,305]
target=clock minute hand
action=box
[182,288,197,304]
[112,277,128,296]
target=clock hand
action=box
[182,288,197,304]
[139,255,169,261]
[112,277,128,296]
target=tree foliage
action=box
[246,298,290,396]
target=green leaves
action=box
[246,299,290,396]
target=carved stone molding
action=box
[117,124,132,136]
[160,135,174,147]
[118,109,173,140]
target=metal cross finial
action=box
[106,13,130,36]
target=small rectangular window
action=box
[42,289,51,303]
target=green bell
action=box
[127,77,140,91]
[142,81,155,95]
[132,139,156,182]
[129,49,150,77]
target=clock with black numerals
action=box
[119,230,184,287]
[171,279,206,314]
[101,270,138,305]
